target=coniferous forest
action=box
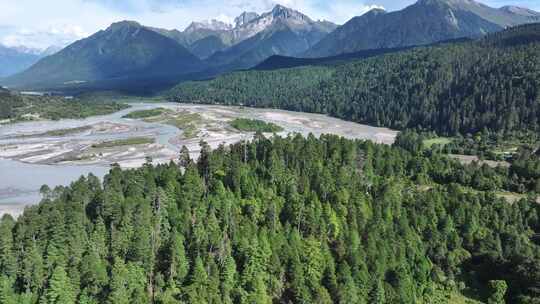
[169,24,540,135]
[2,22,540,304]
[1,134,540,303]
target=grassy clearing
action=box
[429,286,483,304]
[449,154,511,168]
[447,293,483,304]
[91,137,154,149]
[494,192,536,204]
[122,108,171,119]
[424,137,452,148]
[166,112,203,139]
[230,118,284,133]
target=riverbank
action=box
[0,102,399,216]
[0,103,399,168]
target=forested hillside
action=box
[0,90,128,122]
[1,134,540,303]
[169,24,540,135]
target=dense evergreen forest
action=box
[1,134,540,303]
[2,22,540,304]
[0,89,128,122]
[169,24,540,135]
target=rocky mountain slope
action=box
[306,0,540,57]
[206,5,337,69]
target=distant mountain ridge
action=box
[0,45,42,77]
[306,0,540,57]
[481,22,540,46]
[0,44,62,77]
[253,37,473,72]
[4,0,539,92]
[205,5,338,70]
[2,5,336,90]
[3,21,203,89]
[156,5,337,61]
[169,23,540,135]
[254,44,435,71]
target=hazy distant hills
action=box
[3,21,203,89]
[0,43,64,78]
[305,0,540,57]
[0,45,45,78]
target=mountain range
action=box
[305,0,540,57]
[2,5,338,90]
[2,0,539,92]
[169,22,540,135]
[152,5,337,65]
[4,21,204,90]
[205,5,338,70]
[0,45,61,78]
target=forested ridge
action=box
[0,89,128,122]
[1,134,540,303]
[169,24,540,135]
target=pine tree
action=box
[44,266,76,304]
[221,255,237,304]
[0,215,17,278]
[80,246,108,298]
[108,259,130,304]
[487,280,507,304]
[179,145,192,168]
[185,256,208,303]
[0,276,16,304]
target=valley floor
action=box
[0,102,398,168]
[0,101,398,216]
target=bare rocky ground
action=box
[0,103,399,168]
[0,121,173,168]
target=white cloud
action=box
[2,24,89,50]
[0,0,536,50]
[0,0,398,50]
[0,0,119,48]
[214,14,236,25]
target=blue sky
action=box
[0,0,538,50]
